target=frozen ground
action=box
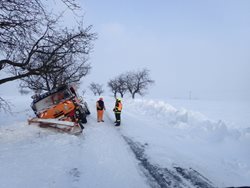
[0,95,249,188]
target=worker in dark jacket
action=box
[113,98,122,126]
[96,97,105,122]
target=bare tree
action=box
[18,25,94,91]
[108,74,127,98]
[0,0,96,111]
[107,79,119,98]
[89,82,104,96]
[61,0,80,10]
[0,0,95,86]
[125,69,154,99]
[0,0,45,112]
[117,74,128,98]
[0,19,95,88]
[0,0,44,54]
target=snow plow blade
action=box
[28,118,83,135]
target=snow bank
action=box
[125,98,249,141]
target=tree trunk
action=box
[132,93,135,99]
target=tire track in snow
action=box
[122,136,215,188]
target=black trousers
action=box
[115,113,121,125]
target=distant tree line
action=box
[89,69,154,99]
[89,82,104,96]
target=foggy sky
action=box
[80,0,250,100]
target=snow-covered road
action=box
[0,114,149,188]
[72,115,149,188]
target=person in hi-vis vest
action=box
[113,98,122,126]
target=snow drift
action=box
[0,95,249,187]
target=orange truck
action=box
[29,84,90,134]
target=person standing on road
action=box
[113,98,122,126]
[96,97,105,122]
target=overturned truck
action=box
[28,84,90,134]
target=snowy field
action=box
[0,95,250,188]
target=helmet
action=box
[99,97,103,100]
[116,98,121,102]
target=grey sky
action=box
[80,0,250,100]
[1,0,249,101]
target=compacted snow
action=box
[0,95,249,188]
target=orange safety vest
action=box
[115,102,122,113]
[118,102,122,111]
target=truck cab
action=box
[31,84,90,130]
